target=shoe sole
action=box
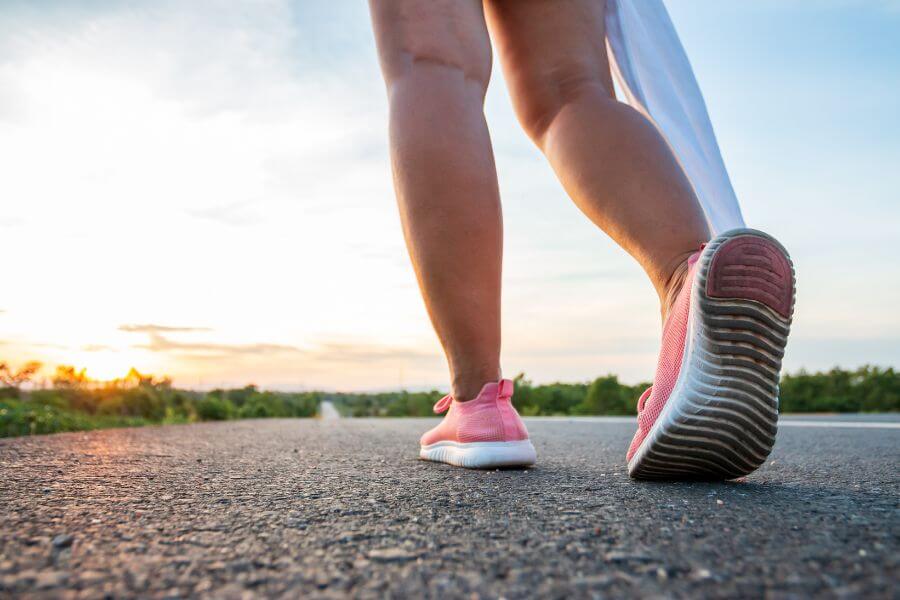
[419,440,537,469]
[628,228,796,480]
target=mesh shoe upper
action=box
[420,379,530,446]
[627,252,701,461]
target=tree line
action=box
[328,367,900,417]
[0,363,896,437]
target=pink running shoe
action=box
[419,379,536,468]
[627,228,796,480]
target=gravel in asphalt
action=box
[1,417,897,598]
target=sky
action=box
[1,1,898,391]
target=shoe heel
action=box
[689,229,795,477]
[629,229,796,480]
[704,230,795,320]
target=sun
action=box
[65,350,157,382]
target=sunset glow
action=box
[1,1,898,391]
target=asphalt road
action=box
[1,416,897,598]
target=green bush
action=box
[0,387,20,400]
[0,398,146,437]
[227,385,258,408]
[237,394,282,418]
[576,376,633,415]
[167,391,196,420]
[26,390,69,410]
[196,395,234,420]
[1,399,84,436]
[780,366,899,413]
[120,387,167,420]
[330,366,898,418]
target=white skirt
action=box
[606,0,745,235]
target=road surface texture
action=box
[1,416,897,598]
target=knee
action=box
[393,43,492,99]
[373,3,492,99]
[509,62,615,145]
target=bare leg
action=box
[484,0,711,319]
[369,0,500,400]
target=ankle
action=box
[657,250,696,322]
[451,368,500,402]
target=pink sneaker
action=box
[627,228,796,480]
[419,379,536,468]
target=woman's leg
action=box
[369,0,501,400]
[484,0,710,319]
[486,1,797,480]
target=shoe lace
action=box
[433,394,452,414]
[637,386,653,414]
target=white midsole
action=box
[419,440,537,468]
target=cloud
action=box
[23,341,70,350]
[118,324,212,333]
[130,334,437,364]
[310,342,438,364]
[135,332,301,357]
[81,344,113,352]
[118,322,439,368]
[118,323,301,357]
